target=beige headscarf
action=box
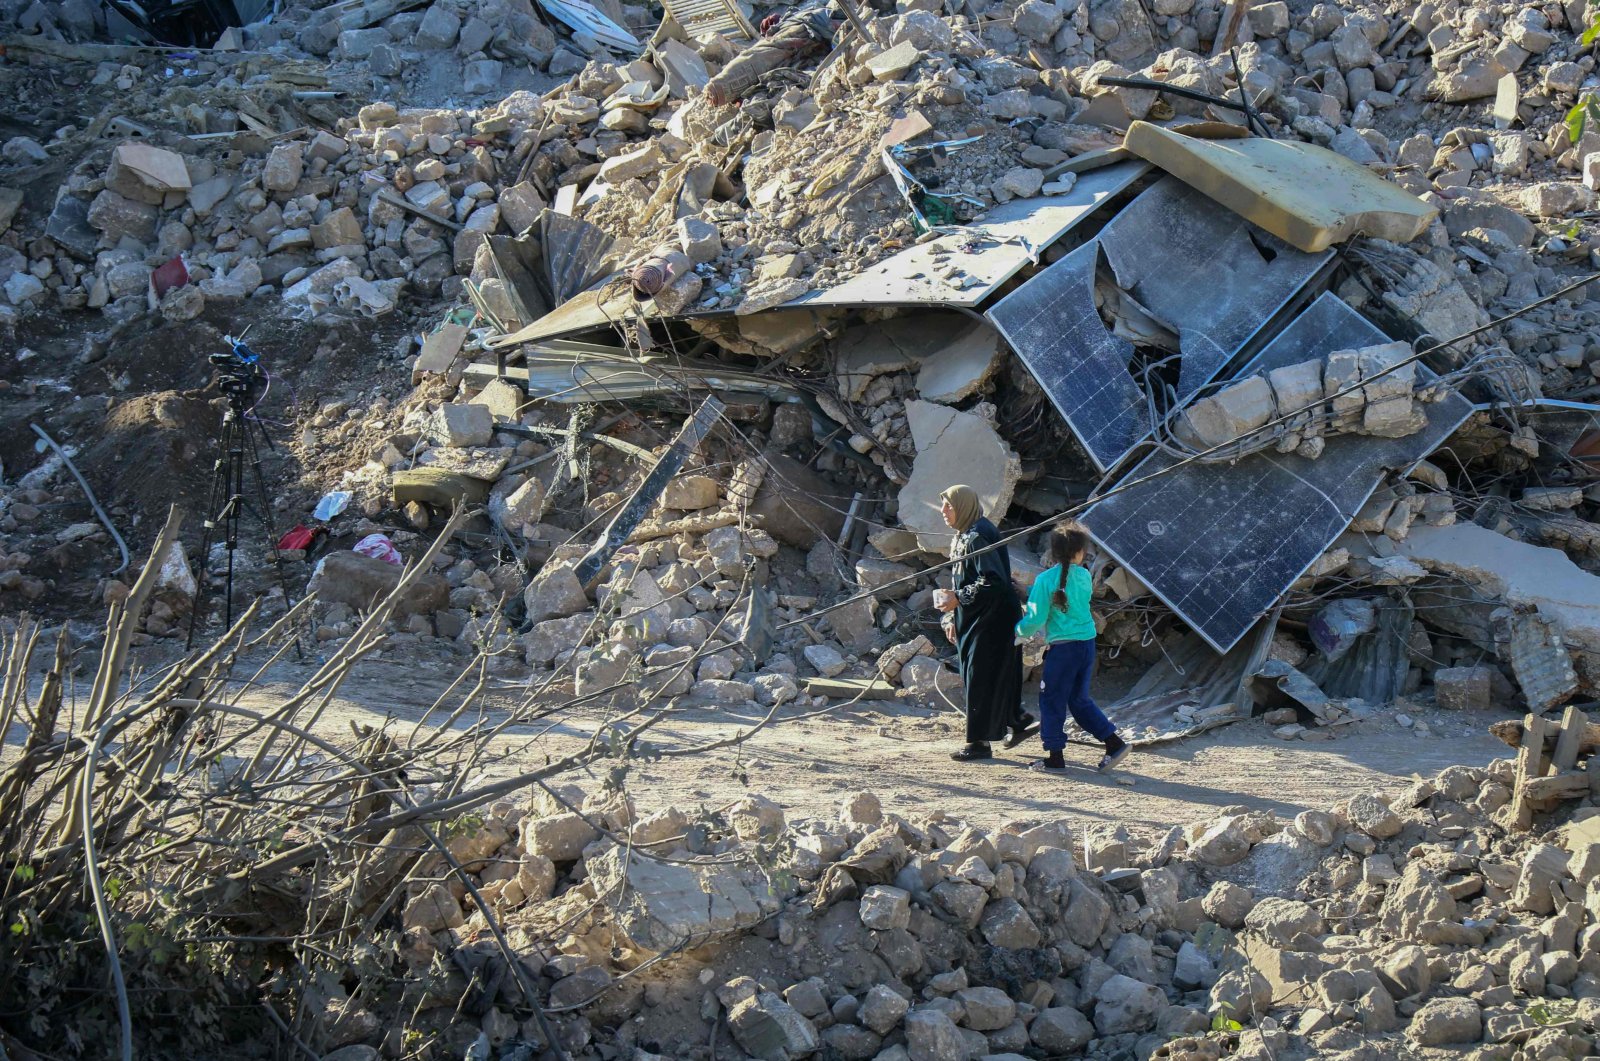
[942,484,981,537]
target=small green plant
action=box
[442,811,486,839]
[1566,93,1600,143]
[1583,11,1600,46]
[1530,998,1579,1026]
[1210,1002,1244,1033]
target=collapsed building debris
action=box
[13,554,1600,1060]
[3,0,1600,1053]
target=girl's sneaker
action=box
[1029,751,1067,772]
[1097,736,1129,772]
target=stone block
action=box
[1433,665,1494,710]
[587,845,781,954]
[860,984,909,1035]
[434,402,493,447]
[311,206,365,249]
[86,189,157,244]
[522,811,599,862]
[663,474,718,510]
[463,59,503,94]
[1407,997,1481,1045]
[308,550,447,617]
[677,216,722,263]
[262,142,305,194]
[1175,376,1274,450]
[866,41,921,82]
[523,561,590,624]
[415,4,461,49]
[859,885,912,930]
[1524,181,1593,217]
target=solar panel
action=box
[1084,293,1475,654]
[987,177,1333,471]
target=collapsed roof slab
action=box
[488,162,1150,347]
[1083,293,1474,655]
[898,401,1021,554]
[787,160,1150,310]
[988,177,1333,472]
[1124,122,1439,254]
[833,312,1005,404]
[1369,522,1600,658]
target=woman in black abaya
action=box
[933,484,1033,761]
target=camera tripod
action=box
[184,376,298,651]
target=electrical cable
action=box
[777,269,1600,633]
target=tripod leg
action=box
[224,426,245,632]
[186,414,235,650]
[242,417,304,658]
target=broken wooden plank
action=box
[1489,716,1600,753]
[1513,712,1554,831]
[573,396,724,587]
[1553,706,1590,773]
[376,188,465,232]
[1523,771,1591,802]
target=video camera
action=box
[210,335,267,406]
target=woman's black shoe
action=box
[1004,714,1039,749]
[951,743,993,761]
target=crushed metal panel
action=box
[487,283,628,349]
[1124,122,1438,254]
[574,396,724,587]
[1084,294,1475,654]
[986,242,1148,469]
[1096,177,1333,408]
[481,340,798,403]
[486,234,552,326]
[989,177,1332,471]
[541,210,624,303]
[787,160,1150,309]
[1104,613,1275,745]
[661,0,757,37]
[1301,593,1414,704]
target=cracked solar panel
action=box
[988,177,1333,471]
[1084,293,1475,654]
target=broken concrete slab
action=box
[586,842,784,954]
[105,142,192,206]
[915,317,1007,404]
[1123,122,1437,253]
[898,401,1021,554]
[1375,523,1600,658]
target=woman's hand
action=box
[933,589,958,613]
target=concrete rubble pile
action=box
[0,0,1598,730]
[320,752,1600,1060]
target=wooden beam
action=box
[1513,713,1553,831]
[1553,706,1591,772]
[1490,717,1600,753]
[1523,771,1591,801]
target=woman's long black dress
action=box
[951,517,1024,744]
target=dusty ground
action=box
[144,644,1516,839]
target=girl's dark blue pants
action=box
[1040,639,1115,750]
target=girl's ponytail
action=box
[1045,522,1091,612]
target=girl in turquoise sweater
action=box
[1015,522,1129,773]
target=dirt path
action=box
[195,650,1513,841]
